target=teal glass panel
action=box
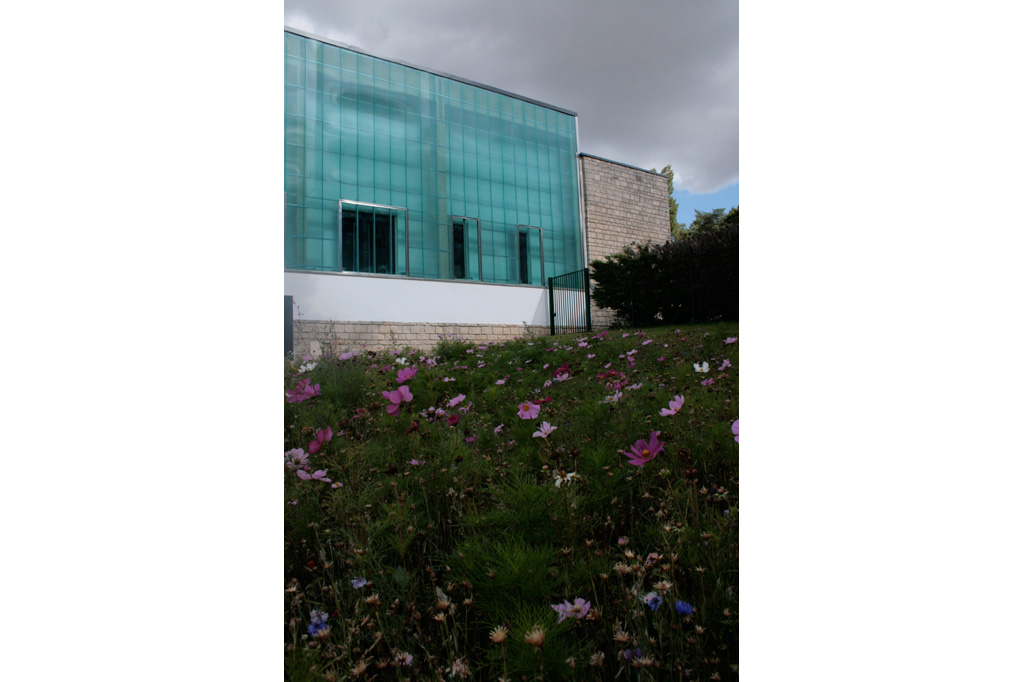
[341,50,357,73]
[323,65,341,98]
[285,31,581,281]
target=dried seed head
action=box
[489,625,508,644]
[523,624,546,647]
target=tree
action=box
[680,206,739,238]
[650,164,681,239]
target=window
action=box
[516,225,544,286]
[450,216,482,281]
[339,200,409,275]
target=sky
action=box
[283,0,739,225]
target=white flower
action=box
[298,362,317,373]
[693,361,710,373]
[603,391,623,404]
[396,357,408,365]
[554,471,577,487]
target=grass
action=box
[285,322,739,681]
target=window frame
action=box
[338,199,410,276]
[450,215,483,282]
[515,224,545,286]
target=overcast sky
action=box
[284,0,738,214]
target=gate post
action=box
[548,277,556,335]
[584,269,592,332]
[285,295,294,357]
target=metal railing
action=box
[548,268,592,335]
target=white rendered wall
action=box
[285,271,550,326]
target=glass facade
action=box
[285,30,583,286]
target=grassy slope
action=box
[285,322,739,681]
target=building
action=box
[284,27,668,356]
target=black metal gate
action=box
[548,269,592,335]
[285,295,293,357]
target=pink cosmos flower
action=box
[382,385,413,416]
[719,359,732,370]
[494,424,504,434]
[551,597,591,624]
[660,395,685,416]
[642,339,653,346]
[701,377,714,386]
[296,469,331,482]
[397,367,417,384]
[308,426,333,454]
[724,337,738,344]
[409,459,423,466]
[286,378,321,403]
[447,394,466,408]
[517,402,540,420]
[731,419,739,442]
[284,448,308,470]
[624,431,664,467]
[532,421,558,439]
[447,414,460,427]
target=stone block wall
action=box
[292,319,546,358]
[579,154,670,328]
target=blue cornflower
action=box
[674,600,693,615]
[643,591,662,612]
[307,609,329,635]
[351,577,368,589]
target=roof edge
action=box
[578,153,666,177]
[286,26,578,118]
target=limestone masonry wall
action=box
[579,155,670,328]
[292,320,543,357]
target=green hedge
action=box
[590,225,738,326]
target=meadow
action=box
[285,323,739,681]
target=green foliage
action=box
[651,163,681,238]
[432,335,475,362]
[283,324,739,681]
[590,219,739,326]
[680,206,739,238]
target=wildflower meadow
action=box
[285,323,739,681]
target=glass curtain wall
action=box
[285,30,583,285]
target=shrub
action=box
[591,224,738,325]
